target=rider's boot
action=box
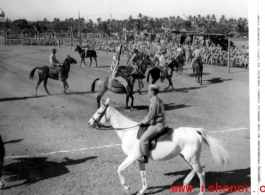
[58,70,63,80]
[142,141,149,163]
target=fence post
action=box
[65,33,66,48]
[227,37,230,73]
[21,32,23,45]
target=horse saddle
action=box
[49,66,60,74]
[116,66,134,78]
[160,67,169,79]
[137,124,173,151]
[110,79,124,89]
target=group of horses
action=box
[0,45,221,195]
[28,44,203,109]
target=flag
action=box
[109,58,119,83]
[109,45,123,83]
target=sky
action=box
[1,0,248,22]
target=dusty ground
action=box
[0,45,250,195]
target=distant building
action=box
[0,8,5,22]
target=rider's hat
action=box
[52,48,57,52]
[132,48,138,53]
[149,84,160,92]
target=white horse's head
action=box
[88,98,110,128]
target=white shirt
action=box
[49,53,59,65]
[159,54,166,67]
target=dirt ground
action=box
[0,45,250,195]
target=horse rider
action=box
[109,49,132,94]
[185,45,193,66]
[191,45,203,69]
[49,48,63,80]
[158,50,166,68]
[128,48,145,78]
[83,40,91,57]
[138,84,165,163]
[175,45,185,61]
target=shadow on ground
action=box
[132,167,250,194]
[4,139,23,145]
[2,156,97,189]
[0,91,94,102]
[131,103,193,111]
[204,78,233,85]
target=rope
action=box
[97,124,140,131]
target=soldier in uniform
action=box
[191,45,203,69]
[49,48,63,80]
[138,84,165,163]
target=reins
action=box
[92,105,140,130]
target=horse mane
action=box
[108,106,136,124]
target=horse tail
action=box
[29,68,41,80]
[91,78,100,92]
[196,128,229,167]
[147,69,152,83]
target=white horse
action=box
[88,98,229,195]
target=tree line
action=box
[0,13,248,38]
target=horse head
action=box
[62,55,77,72]
[74,44,80,52]
[67,54,77,64]
[88,98,110,128]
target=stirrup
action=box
[138,156,148,163]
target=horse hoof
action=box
[123,185,131,194]
[0,180,4,189]
[130,108,133,111]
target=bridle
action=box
[91,105,110,129]
[91,105,140,130]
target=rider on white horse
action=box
[138,84,165,163]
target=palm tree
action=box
[96,18,102,26]
[31,22,47,46]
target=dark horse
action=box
[74,45,98,68]
[192,58,203,85]
[146,59,180,90]
[0,135,5,189]
[29,55,77,96]
[153,55,185,75]
[127,50,153,94]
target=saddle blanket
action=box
[137,124,173,151]
[49,66,60,74]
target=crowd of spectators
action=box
[22,33,58,45]
[81,33,248,69]
[18,31,248,69]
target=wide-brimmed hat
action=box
[52,48,57,52]
[132,48,138,53]
[149,84,160,92]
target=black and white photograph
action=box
[0,0,262,194]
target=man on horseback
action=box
[109,49,132,94]
[128,48,145,79]
[191,45,203,69]
[83,40,91,57]
[49,48,63,80]
[138,84,165,163]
